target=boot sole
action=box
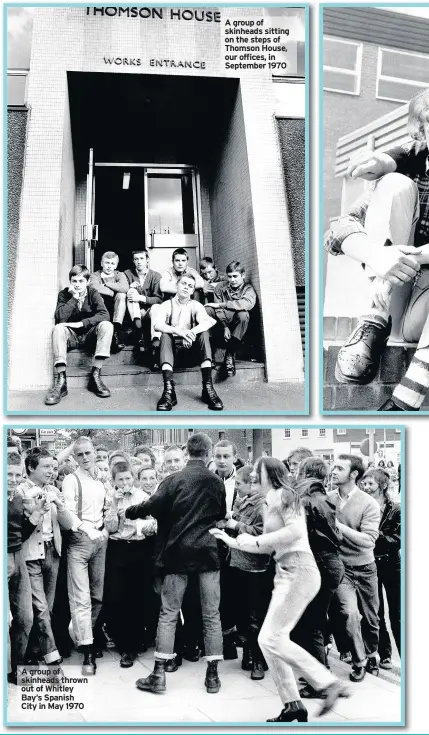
[334,362,377,386]
[136,684,166,693]
[205,683,221,694]
[201,396,224,411]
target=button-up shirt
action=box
[336,486,357,511]
[325,142,429,256]
[215,468,237,514]
[62,468,107,531]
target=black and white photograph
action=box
[7,5,306,414]
[6,426,402,725]
[322,6,429,413]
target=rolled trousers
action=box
[376,555,401,659]
[52,321,113,367]
[160,331,212,367]
[8,550,33,673]
[26,542,61,662]
[258,554,336,705]
[155,571,223,661]
[67,531,108,647]
[334,561,379,666]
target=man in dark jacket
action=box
[45,265,113,405]
[124,249,162,366]
[125,432,226,694]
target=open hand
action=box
[346,151,396,181]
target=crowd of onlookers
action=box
[7,433,401,722]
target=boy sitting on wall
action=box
[205,261,257,377]
[45,265,113,405]
[89,251,129,352]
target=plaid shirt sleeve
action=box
[324,190,372,256]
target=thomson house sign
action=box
[86,7,222,21]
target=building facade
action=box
[7,6,306,392]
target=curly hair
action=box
[408,88,429,142]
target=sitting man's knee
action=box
[97,320,114,335]
[377,171,418,198]
[236,311,249,324]
[53,323,67,335]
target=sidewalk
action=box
[8,648,402,726]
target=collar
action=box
[76,466,98,480]
[173,294,191,306]
[240,492,265,506]
[135,268,149,278]
[186,459,206,467]
[337,486,357,503]
[216,468,236,482]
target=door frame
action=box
[91,161,205,262]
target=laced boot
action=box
[201,378,223,411]
[136,660,166,693]
[224,352,236,377]
[157,380,177,411]
[205,660,221,693]
[241,644,252,671]
[88,367,111,398]
[81,645,97,676]
[45,371,68,405]
[267,701,308,722]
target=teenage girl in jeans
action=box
[211,457,350,723]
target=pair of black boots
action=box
[45,368,110,405]
[136,659,221,694]
[157,376,223,411]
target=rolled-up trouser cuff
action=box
[154,652,176,661]
[76,637,93,647]
[45,650,61,664]
[204,655,223,662]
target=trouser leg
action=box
[67,533,94,647]
[159,333,175,368]
[377,577,392,660]
[27,553,61,663]
[8,551,33,672]
[88,535,108,635]
[52,324,74,367]
[155,574,188,659]
[93,321,113,361]
[113,293,126,323]
[334,567,367,666]
[199,571,223,660]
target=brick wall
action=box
[276,118,305,287]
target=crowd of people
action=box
[7,433,401,723]
[44,247,257,412]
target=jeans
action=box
[52,321,113,367]
[230,567,272,664]
[155,571,223,661]
[291,551,344,666]
[160,331,212,368]
[67,530,108,646]
[51,532,72,656]
[334,561,379,666]
[8,550,33,672]
[377,555,401,659]
[26,542,61,662]
[258,553,336,704]
[101,293,126,324]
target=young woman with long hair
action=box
[211,457,350,722]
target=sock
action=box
[162,369,173,383]
[392,347,429,410]
[133,318,142,330]
[54,363,66,375]
[94,357,106,370]
[201,367,211,383]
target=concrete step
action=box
[324,344,429,410]
[67,359,265,388]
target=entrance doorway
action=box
[85,154,202,274]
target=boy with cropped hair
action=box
[199,256,227,303]
[89,251,129,352]
[206,261,257,377]
[45,264,113,405]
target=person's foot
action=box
[112,328,125,353]
[251,661,265,680]
[205,661,221,693]
[45,371,68,405]
[380,656,393,670]
[120,652,135,668]
[378,398,413,411]
[136,662,166,693]
[335,316,391,385]
[366,654,380,676]
[88,367,111,398]
[224,352,236,377]
[241,645,252,671]
[340,651,352,664]
[164,655,182,673]
[267,701,308,722]
[82,651,97,676]
[299,683,326,699]
[350,664,366,682]
[201,380,223,411]
[318,680,351,716]
[157,381,177,411]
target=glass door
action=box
[82,148,98,271]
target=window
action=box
[319,429,326,438]
[337,429,347,435]
[7,71,28,106]
[323,37,362,95]
[395,429,401,434]
[377,47,429,103]
[301,429,309,438]
[284,429,291,439]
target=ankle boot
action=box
[251,660,265,680]
[88,367,111,398]
[136,660,166,693]
[267,700,308,722]
[45,371,68,405]
[157,380,177,411]
[81,645,97,676]
[241,644,252,671]
[224,352,236,377]
[201,379,223,411]
[205,660,221,693]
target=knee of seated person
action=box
[53,323,68,335]
[236,311,249,323]
[376,172,418,199]
[97,320,114,334]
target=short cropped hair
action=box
[74,436,94,454]
[25,447,52,474]
[177,272,196,285]
[226,260,245,275]
[200,257,214,266]
[132,249,149,259]
[134,446,156,466]
[172,248,188,261]
[214,439,237,457]
[164,445,184,456]
[408,88,429,142]
[8,452,23,467]
[187,432,212,458]
[112,461,133,479]
[69,264,90,281]
[337,454,365,483]
[101,251,119,262]
[297,457,329,482]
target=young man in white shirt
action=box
[153,273,223,411]
[61,437,108,675]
